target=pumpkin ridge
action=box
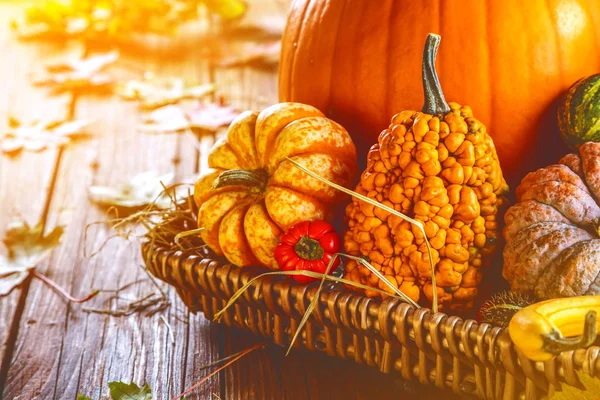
[584,259,600,295]
[269,155,353,202]
[482,0,493,134]
[536,240,600,299]
[382,0,396,123]
[503,221,577,277]
[224,110,260,168]
[324,0,347,121]
[582,242,600,295]
[515,164,590,200]
[511,226,593,291]
[218,203,260,267]
[264,185,328,231]
[271,149,357,183]
[268,116,357,173]
[580,141,600,203]
[283,0,311,101]
[544,0,564,86]
[198,191,253,255]
[270,146,356,175]
[208,138,247,170]
[519,180,600,226]
[559,153,584,177]
[503,199,571,238]
[255,103,325,167]
[533,241,585,296]
[243,200,282,269]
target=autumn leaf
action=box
[12,0,202,43]
[117,76,215,110]
[33,51,118,94]
[0,221,63,296]
[0,117,91,155]
[88,171,190,211]
[187,102,239,131]
[203,0,247,20]
[218,40,280,69]
[218,1,286,39]
[552,371,600,399]
[108,381,152,400]
[140,103,238,134]
[11,0,85,41]
[139,105,190,133]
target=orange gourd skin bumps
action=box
[343,102,509,312]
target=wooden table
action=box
[0,2,461,399]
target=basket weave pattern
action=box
[142,240,600,400]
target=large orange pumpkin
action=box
[279,0,600,185]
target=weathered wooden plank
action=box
[221,330,461,400]
[0,3,80,395]
[1,38,220,398]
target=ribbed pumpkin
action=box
[503,142,600,300]
[193,102,357,269]
[279,0,600,185]
[343,34,508,312]
[558,74,600,150]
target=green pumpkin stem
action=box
[294,236,325,261]
[542,310,597,355]
[422,33,450,115]
[212,169,268,192]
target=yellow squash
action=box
[509,296,600,361]
[194,102,357,269]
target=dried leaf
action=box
[0,221,64,296]
[0,117,91,155]
[218,40,280,68]
[202,0,247,20]
[139,103,238,134]
[187,102,238,131]
[108,381,152,400]
[139,105,190,133]
[552,371,600,400]
[12,0,202,43]
[219,14,286,41]
[88,171,190,211]
[117,76,215,110]
[33,51,118,94]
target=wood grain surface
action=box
[0,1,461,399]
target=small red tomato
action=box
[274,220,342,283]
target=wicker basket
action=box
[141,215,600,400]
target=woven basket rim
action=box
[141,209,600,398]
